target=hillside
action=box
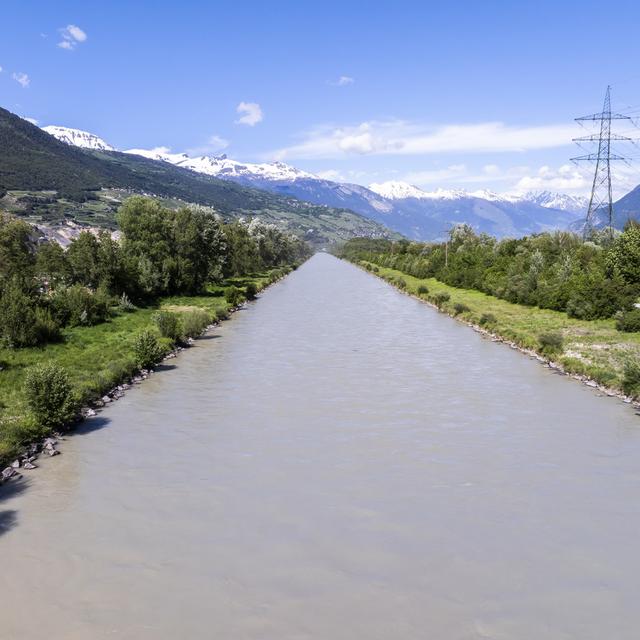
[0,108,396,245]
[41,124,589,240]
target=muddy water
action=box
[2,253,640,639]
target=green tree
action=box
[24,363,75,430]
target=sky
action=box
[1,0,640,197]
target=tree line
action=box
[339,224,640,329]
[0,196,311,348]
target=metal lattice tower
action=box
[572,86,632,237]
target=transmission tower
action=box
[571,86,632,237]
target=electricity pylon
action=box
[572,86,632,237]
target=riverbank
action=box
[0,267,293,472]
[355,259,640,406]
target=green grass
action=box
[362,260,640,392]
[0,269,282,466]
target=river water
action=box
[2,253,640,639]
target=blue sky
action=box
[1,0,639,196]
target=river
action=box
[1,253,640,639]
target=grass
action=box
[361,260,640,393]
[0,269,283,467]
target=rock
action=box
[82,408,97,418]
[101,395,111,404]
[586,381,598,388]
[45,447,60,457]
[43,437,57,447]
[10,460,20,469]
[22,461,37,470]
[2,467,17,481]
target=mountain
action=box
[41,125,115,151]
[43,123,588,240]
[0,111,396,245]
[613,185,640,226]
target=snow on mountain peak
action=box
[42,125,116,151]
[519,190,589,213]
[368,181,430,200]
[123,148,317,182]
[369,181,474,201]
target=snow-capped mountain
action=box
[41,124,588,240]
[42,125,115,151]
[125,147,316,182]
[519,190,589,214]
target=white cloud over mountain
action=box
[272,120,577,160]
[235,102,263,126]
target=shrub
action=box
[118,292,136,312]
[479,312,497,327]
[538,332,564,357]
[216,308,229,321]
[225,285,245,306]
[33,307,62,344]
[132,330,165,369]
[417,285,429,296]
[453,302,470,316]
[433,292,450,308]
[0,282,38,347]
[395,277,407,289]
[152,311,182,341]
[24,363,76,430]
[622,360,640,398]
[245,282,258,300]
[182,309,212,338]
[51,284,110,327]
[616,308,640,333]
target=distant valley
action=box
[42,124,595,240]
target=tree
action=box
[24,363,75,430]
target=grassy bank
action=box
[358,260,640,395]
[0,269,287,466]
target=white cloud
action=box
[0,65,3,73]
[235,102,263,127]
[272,119,577,160]
[316,169,346,181]
[12,72,30,88]
[330,75,355,87]
[58,24,87,50]
[186,134,230,156]
[24,117,39,125]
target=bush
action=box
[0,282,38,347]
[182,309,212,338]
[433,292,450,308]
[479,312,497,327]
[616,308,640,332]
[622,360,640,397]
[132,330,165,369]
[225,285,245,306]
[453,302,470,316]
[152,311,182,341]
[118,292,136,312]
[51,284,110,327]
[417,284,429,295]
[395,277,407,289]
[33,307,62,344]
[24,363,76,430]
[245,282,258,300]
[539,332,564,357]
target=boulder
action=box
[1,467,17,481]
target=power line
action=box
[571,86,637,237]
